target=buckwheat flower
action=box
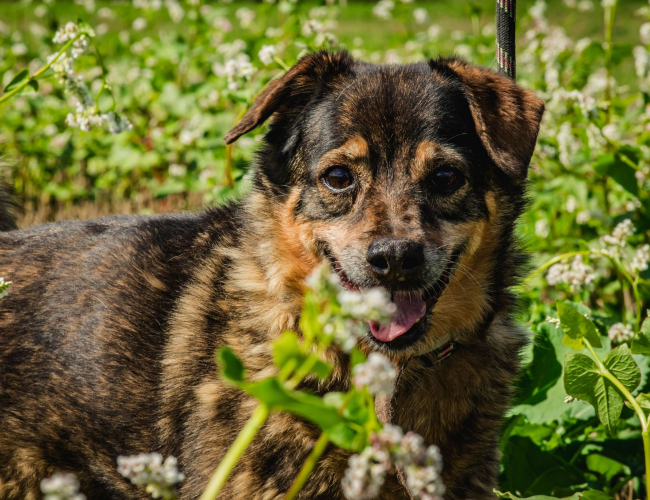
[117,453,184,499]
[301,19,324,37]
[600,219,634,254]
[236,7,256,29]
[41,472,86,500]
[601,124,620,142]
[428,25,442,41]
[258,45,276,66]
[53,22,80,44]
[601,0,615,7]
[557,122,581,167]
[413,8,429,24]
[132,17,148,31]
[353,352,397,396]
[608,323,633,344]
[545,316,561,329]
[564,395,576,403]
[372,0,394,20]
[631,244,650,272]
[534,219,550,238]
[641,23,650,46]
[566,196,578,213]
[546,255,596,291]
[577,0,593,10]
[342,446,389,499]
[338,288,396,324]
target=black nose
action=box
[366,239,426,283]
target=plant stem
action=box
[284,433,330,500]
[644,430,650,500]
[0,34,83,105]
[200,403,270,500]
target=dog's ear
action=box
[434,59,545,183]
[224,51,354,144]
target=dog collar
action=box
[433,341,456,363]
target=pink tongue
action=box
[369,294,427,342]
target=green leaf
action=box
[327,422,364,451]
[604,344,641,393]
[593,152,639,197]
[632,316,650,355]
[27,79,38,91]
[557,302,602,350]
[350,347,366,369]
[217,347,245,383]
[495,490,610,500]
[563,345,639,435]
[625,392,650,414]
[3,69,30,93]
[97,87,115,113]
[586,453,628,483]
[308,355,333,380]
[273,331,304,368]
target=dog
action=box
[0,51,544,500]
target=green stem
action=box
[521,250,592,287]
[274,55,290,71]
[284,433,330,500]
[0,34,83,105]
[644,430,650,500]
[199,404,270,500]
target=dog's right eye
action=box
[322,166,354,192]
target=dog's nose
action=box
[366,239,425,282]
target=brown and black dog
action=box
[0,51,544,500]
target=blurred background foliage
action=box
[2,0,650,498]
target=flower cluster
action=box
[117,453,185,499]
[258,45,276,66]
[342,425,444,500]
[41,472,86,500]
[352,352,397,396]
[213,55,256,91]
[599,219,634,256]
[546,255,596,291]
[306,265,397,351]
[0,277,11,298]
[545,316,561,329]
[608,323,634,344]
[631,244,650,272]
[49,23,132,134]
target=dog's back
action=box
[0,207,240,498]
[0,185,17,232]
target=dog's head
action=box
[226,51,544,358]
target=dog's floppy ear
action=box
[224,51,354,145]
[434,58,545,183]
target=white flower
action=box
[343,425,444,500]
[117,453,184,499]
[566,196,578,213]
[53,22,79,44]
[236,7,256,29]
[427,25,442,41]
[557,122,581,166]
[41,472,86,500]
[577,210,591,224]
[641,23,650,46]
[601,0,616,7]
[132,17,148,31]
[546,255,596,291]
[535,219,550,238]
[545,316,561,329]
[258,45,276,65]
[564,395,576,403]
[353,353,397,396]
[372,0,394,20]
[632,244,650,272]
[301,19,324,37]
[413,8,429,24]
[213,55,256,91]
[601,123,620,142]
[600,219,634,254]
[577,0,593,10]
[608,323,633,344]
[338,288,396,324]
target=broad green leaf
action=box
[593,152,639,197]
[27,79,38,91]
[218,347,245,383]
[585,453,628,483]
[603,344,641,393]
[626,392,650,414]
[3,69,29,93]
[240,378,347,431]
[557,302,602,350]
[563,348,639,435]
[632,316,650,355]
[327,422,365,452]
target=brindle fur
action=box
[0,51,544,500]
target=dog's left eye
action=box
[430,166,465,194]
[322,166,354,191]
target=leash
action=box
[496,0,516,80]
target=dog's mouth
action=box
[327,251,462,350]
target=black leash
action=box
[496,0,516,80]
